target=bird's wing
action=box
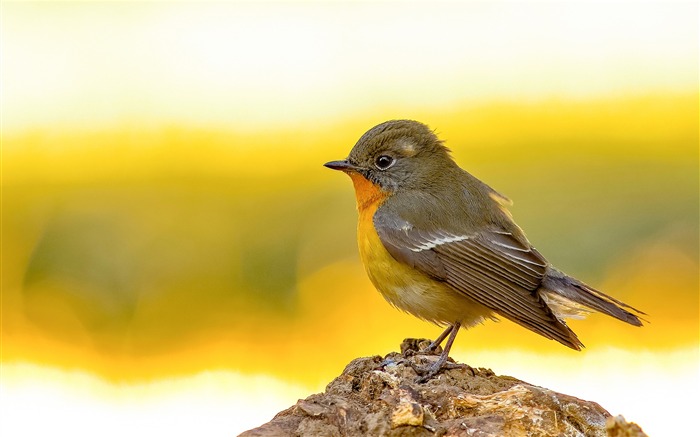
[374,208,583,350]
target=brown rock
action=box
[240,339,647,437]
[605,415,648,437]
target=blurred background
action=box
[2,1,697,436]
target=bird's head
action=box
[324,119,456,195]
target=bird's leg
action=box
[415,322,462,383]
[420,324,454,355]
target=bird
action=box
[324,119,644,382]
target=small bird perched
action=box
[325,120,644,382]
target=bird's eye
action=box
[375,155,395,170]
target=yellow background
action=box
[2,1,698,436]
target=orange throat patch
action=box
[347,171,389,213]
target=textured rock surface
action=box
[240,339,647,437]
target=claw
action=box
[412,359,468,383]
[415,364,442,383]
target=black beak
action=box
[324,160,357,171]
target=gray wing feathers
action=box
[435,235,583,349]
[373,213,446,279]
[374,209,583,350]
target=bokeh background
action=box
[2,1,698,436]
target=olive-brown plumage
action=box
[325,119,644,381]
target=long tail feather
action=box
[541,266,645,326]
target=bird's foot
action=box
[411,358,466,383]
[405,322,465,383]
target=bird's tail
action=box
[540,266,645,326]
